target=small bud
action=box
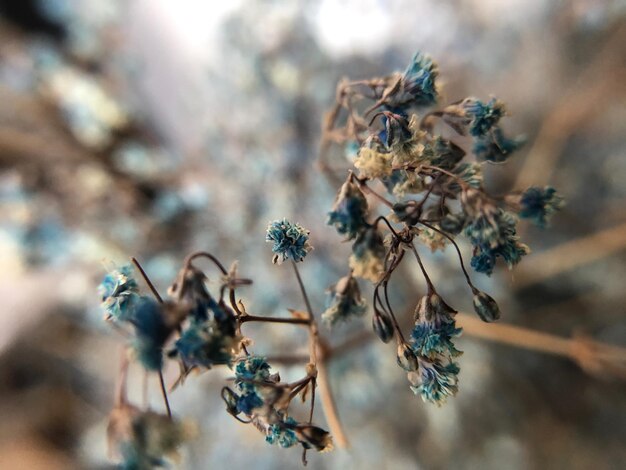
[392,201,421,226]
[472,288,500,322]
[396,342,419,371]
[372,310,395,343]
[294,425,334,452]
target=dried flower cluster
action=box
[100,236,333,467]
[320,50,563,405]
[97,50,561,467]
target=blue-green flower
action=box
[411,293,462,362]
[517,186,564,227]
[322,274,367,327]
[424,136,465,170]
[266,219,313,264]
[410,360,460,406]
[473,127,525,163]
[464,208,529,275]
[266,416,299,448]
[461,97,506,137]
[108,404,192,470]
[387,51,439,108]
[98,264,140,322]
[172,321,235,369]
[327,180,368,240]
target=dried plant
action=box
[97,51,568,468]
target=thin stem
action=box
[349,171,394,208]
[159,371,172,418]
[409,243,436,293]
[131,257,163,303]
[130,257,173,419]
[419,221,475,291]
[184,251,228,275]
[114,348,129,406]
[239,315,310,326]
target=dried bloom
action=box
[327,180,368,240]
[473,127,525,163]
[423,136,465,170]
[349,226,386,283]
[383,170,424,197]
[354,147,393,179]
[411,293,462,361]
[460,97,506,137]
[266,416,299,448]
[321,274,367,327]
[266,219,312,264]
[472,288,501,322]
[515,186,564,228]
[172,320,238,369]
[379,111,413,151]
[107,404,194,469]
[99,264,140,322]
[464,207,530,275]
[372,310,395,343]
[409,360,460,406]
[385,51,439,109]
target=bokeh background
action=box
[1,1,625,468]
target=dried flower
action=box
[464,207,530,275]
[409,360,460,405]
[349,226,386,283]
[514,186,564,227]
[321,274,367,327]
[99,264,140,322]
[327,180,368,240]
[460,97,506,137]
[473,127,525,163]
[266,416,299,448]
[385,51,439,109]
[354,147,393,179]
[107,404,194,469]
[266,219,313,264]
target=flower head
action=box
[516,186,564,227]
[409,360,460,406]
[461,97,506,137]
[107,404,194,469]
[321,274,367,327]
[266,219,312,264]
[385,51,439,109]
[266,416,299,448]
[98,264,140,322]
[354,147,393,179]
[464,207,529,275]
[327,180,368,240]
[411,293,462,361]
[473,127,525,163]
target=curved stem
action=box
[409,243,436,293]
[419,221,476,291]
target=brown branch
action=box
[513,221,626,288]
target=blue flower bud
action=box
[472,288,501,322]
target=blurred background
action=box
[0,0,625,468]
